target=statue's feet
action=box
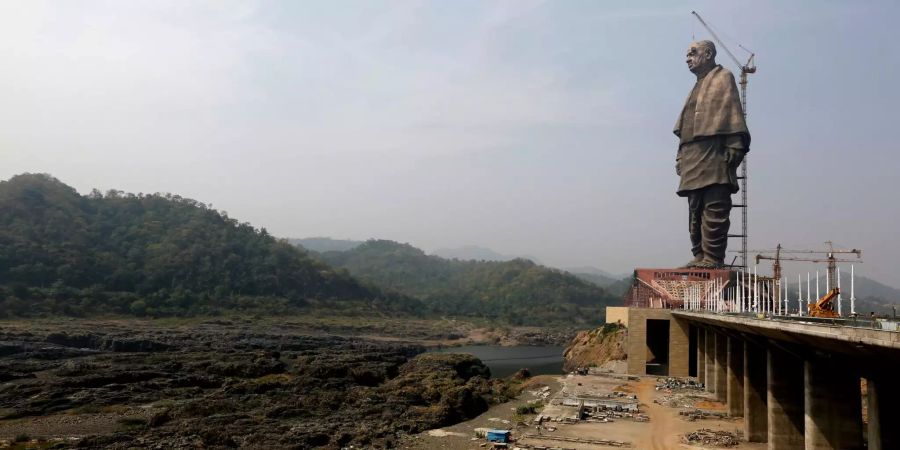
[694,259,723,269]
[679,255,704,268]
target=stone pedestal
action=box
[744,341,767,442]
[768,346,804,449]
[804,358,862,450]
[726,336,744,417]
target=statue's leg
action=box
[687,190,704,265]
[700,184,732,266]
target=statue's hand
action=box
[726,148,745,168]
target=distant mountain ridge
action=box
[313,239,620,326]
[285,238,900,312]
[431,245,540,263]
[565,267,620,287]
[851,274,900,301]
[565,266,629,281]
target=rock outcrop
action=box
[562,323,627,372]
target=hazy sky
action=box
[3,1,899,285]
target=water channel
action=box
[432,345,565,378]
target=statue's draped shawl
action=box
[674,65,750,148]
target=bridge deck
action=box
[672,311,900,357]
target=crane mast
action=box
[691,11,756,271]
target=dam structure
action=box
[609,267,900,450]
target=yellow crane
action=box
[754,242,862,317]
[809,288,842,318]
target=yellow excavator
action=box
[808,287,841,318]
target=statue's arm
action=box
[676,148,683,175]
[724,135,747,167]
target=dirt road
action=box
[634,377,684,449]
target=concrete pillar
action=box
[768,346,805,449]
[727,336,744,417]
[689,325,697,377]
[714,332,728,402]
[668,317,690,377]
[868,375,900,450]
[705,328,715,393]
[697,328,706,386]
[804,358,862,450]
[744,341,767,442]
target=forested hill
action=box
[289,237,363,253]
[0,174,419,317]
[316,240,620,326]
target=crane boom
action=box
[751,248,862,257]
[757,256,862,264]
[691,11,743,69]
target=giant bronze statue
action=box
[674,40,750,269]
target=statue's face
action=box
[686,44,713,74]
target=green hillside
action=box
[0,174,419,317]
[289,237,363,253]
[317,240,619,326]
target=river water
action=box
[432,345,565,378]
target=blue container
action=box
[486,429,511,443]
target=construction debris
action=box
[521,433,631,447]
[527,385,553,399]
[656,377,704,391]
[606,390,639,400]
[681,429,741,447]
[679,408,729,421]
[581,403,649,423]
[653,392,706,408]
[581,369,639,381]
[563,397,639,411]
[583,410,650,423]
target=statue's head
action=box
[686,40,717,74]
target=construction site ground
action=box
[401,371,767,450]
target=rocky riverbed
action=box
[0,319,515,449]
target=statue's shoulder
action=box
[711,65,736,81]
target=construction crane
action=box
[691,11,756,271]
[808,288,842,318]
[753,242,862,317]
